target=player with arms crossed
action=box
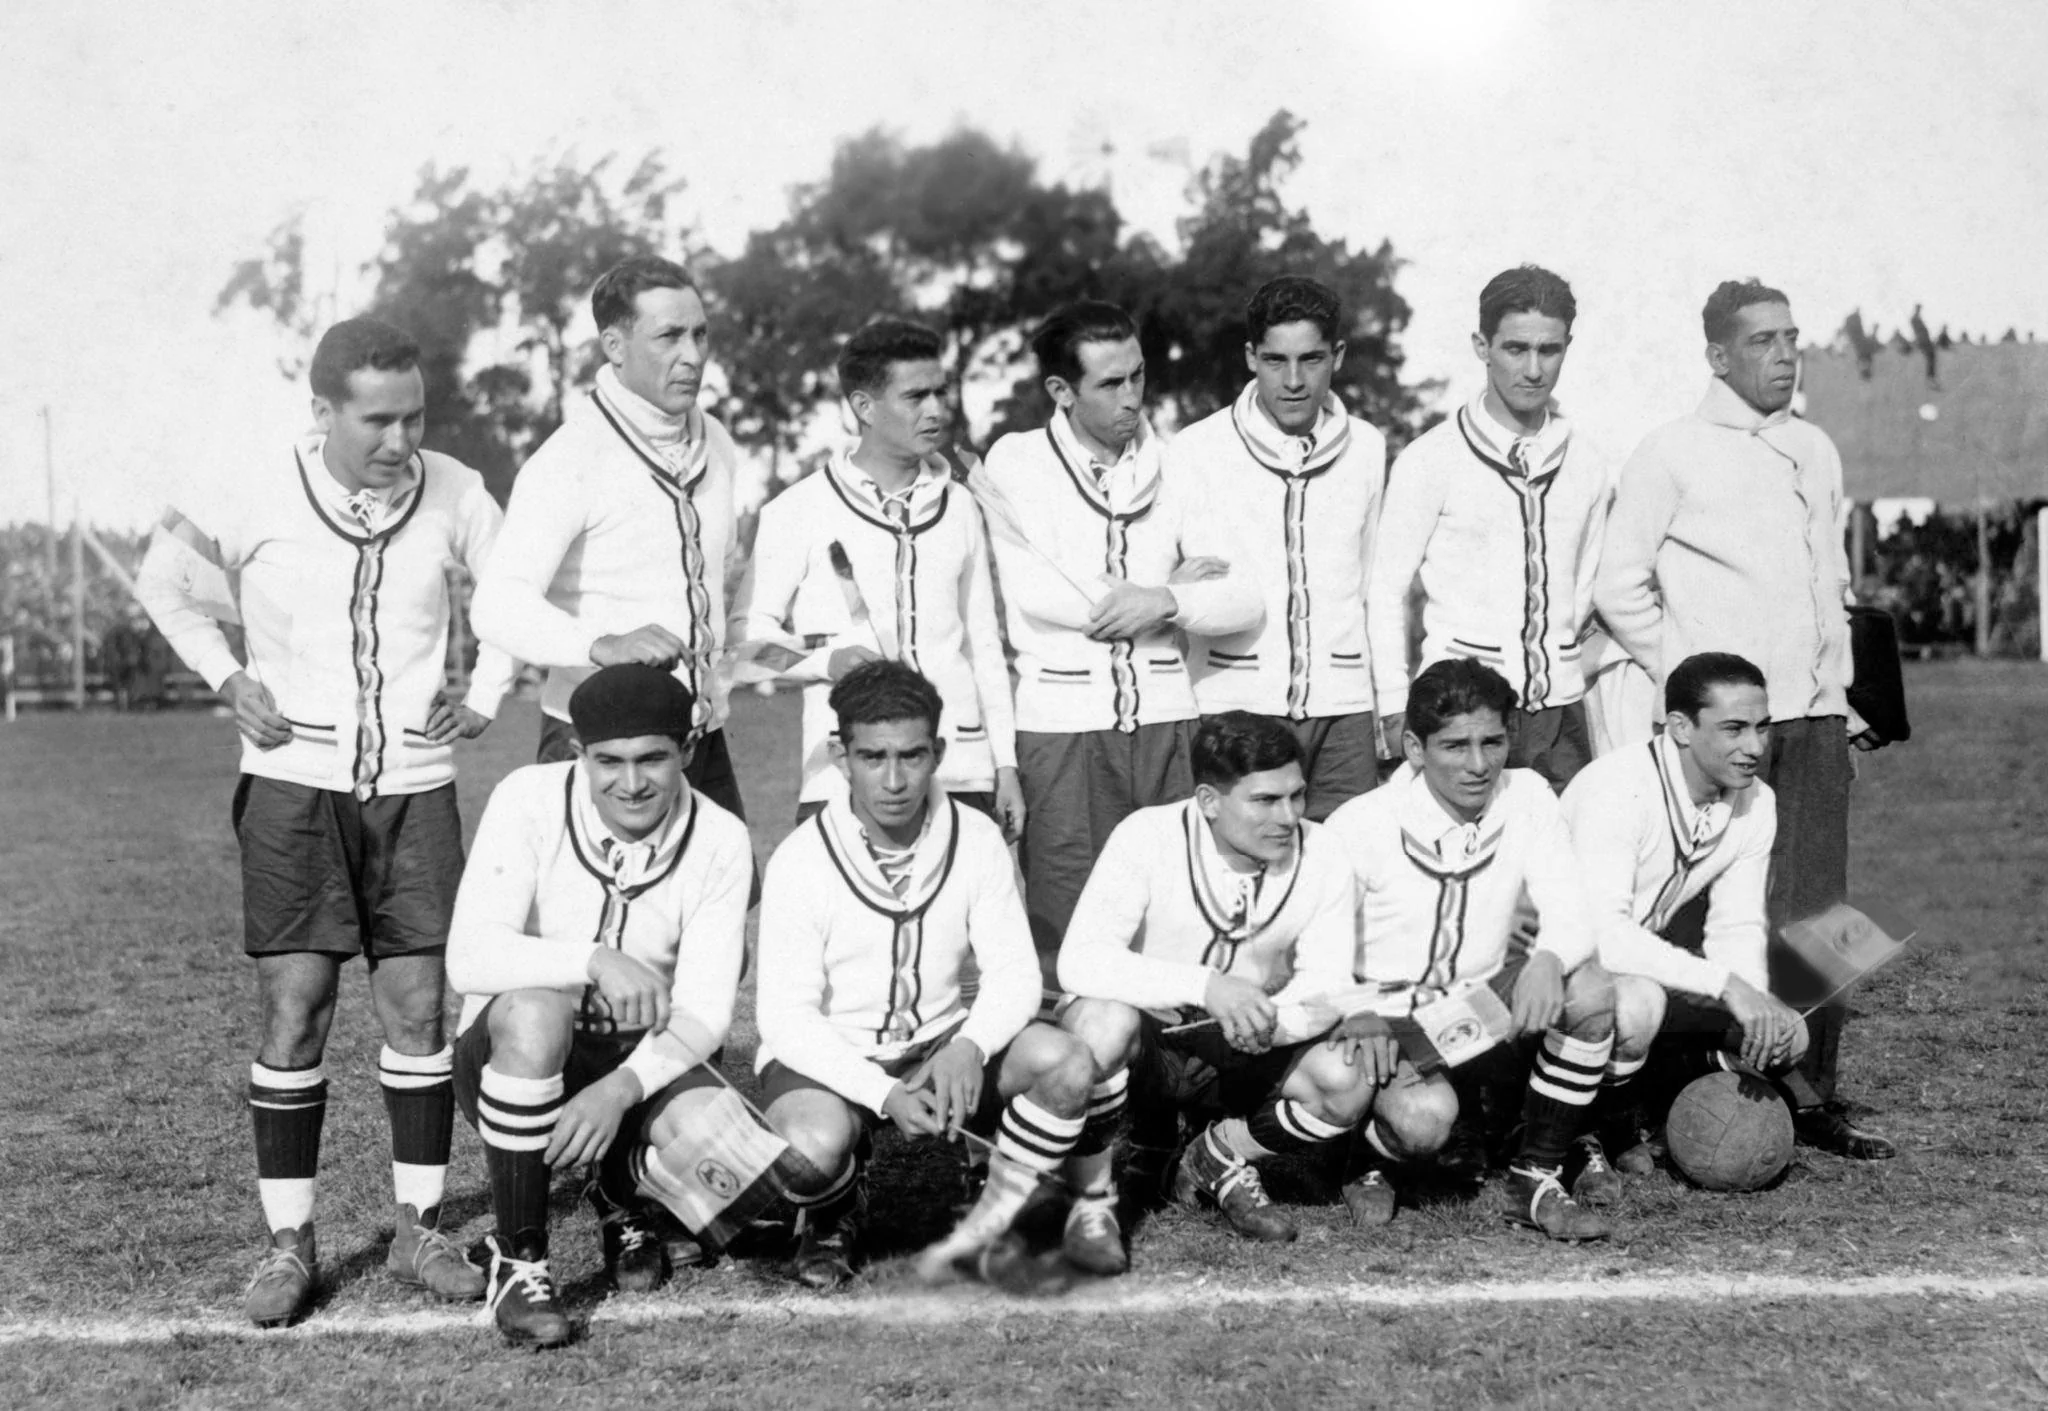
[1367,266,1608,789]
[1058,712,1378,1257]
[733,317,1021,832]
[754,661,1097,1288]
[1171,276,1388,820]
[1562,652,1808,1180]
[136,318,515,1325]
[1323,659,1619,1240]
[446,665,752,1347]
[472,255,747,819]
[979,300,1264,982]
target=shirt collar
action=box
[1697,374,1793,433]
[569,760,694,889]
[299,435,419,530]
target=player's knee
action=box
[1610,975,1668,1062]
[485,990,576,1071]
[1019,1029,1096,1117]
[1560,962,1617,1041]
[1059,998,1142,1075]
[1289,1043,1377,1127]
[767,1096,859,1182]
[1375,1072,1458,1157]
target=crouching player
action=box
[1324,659,1619,1241]
[1561,652,1807,1178]
[754,661,1096,1288]
[446,665,753,1346]
[1057,712,1374,1254]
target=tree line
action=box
[219,111,1439,506]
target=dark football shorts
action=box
[1137,1011,1314,1117]
[232,775,463,962]
[451,996,723,1138]
[757,1029,1010,1136]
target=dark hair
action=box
[829,659,943,740]
[1191,711,1303,790]
[591,255,697,335]
[1702,278,1790,345]
[1478,265,1577,339]
[1406,659,1519,742]
[1664,652,1768,721]
[1031,301,1139,387]
[837,317,944,400]
[309,318,419,404]
[1246,275,1342,346]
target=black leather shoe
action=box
[1795,1103,1896,1160]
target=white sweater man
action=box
[135,318,514,1328]
[1170,276,1388,821]
[980,301,1263,980]
[733,317,1019,829]
[472,256,746,821]
[1594,278,1890,1161]
[1368,266,1606,789]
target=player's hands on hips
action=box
[905,1036,986,1135]
[547,1069,643,1169]
[1204,973,1279,1053]
[1086,582,1176,641]
[424,695,491,744]
[881,1081,944,1138]
[591,624,686,670]
[827,644,883,680]
[1378,712,1407,761]
[1328,1013,1401,1086]
[992,767,1027,843]
[1510,951,1567,1036]
[222,670,293,750]
[1721,975,1806,1070]
[586,948,674,1034]
[1168,555,1230,585]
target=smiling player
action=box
[1170,276,1389,821]
[1367,266,1609,790]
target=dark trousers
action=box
[537,712,749,823]
[1760,714,1855,1104]
[1507,700,1593,792]
[1266,710,1379,822]
[1018,721,1195,987]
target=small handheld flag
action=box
[1773,901,1915,1015]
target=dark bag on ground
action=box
[1846,604,1910,745]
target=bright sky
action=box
[3,0,2042,529]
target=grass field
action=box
[2,661,2046,1408]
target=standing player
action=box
[1596,279,1892,1159]
[1058,713,1376,1256]
[471,255,746,819]
[732,318,1021,831]
[136,318,515,1326]
[1367,266,1608,790]
[1169,276,1388,821]
[1563,652,1809,1177]
[979,300,1263,980]
[446,665,752,1347]
[1323,660,1619,1240]
[754,661,1096,1288]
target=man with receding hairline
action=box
[1596,278,1892,1160]
[473,254,748,821]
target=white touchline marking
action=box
[4,1272,2047,1346]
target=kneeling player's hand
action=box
[1510,952,1566,1036]
[907,1036,985,1135]
[587,949,673,1035]
[591,624,686,670]
[1203,973,1279,1053]
[881,1081,944,1138]
[548,1070,643,1169]
[1722,976,1802,1071]
[424,696,491,744]
[223,670,294,750]
[1328,1014,1401,1086]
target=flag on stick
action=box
[1773,901,1915,1015]
[626,1066,816,1252]
[953,445,1101,608]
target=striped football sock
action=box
[379,1044,454,1216]
[250,1060,327,1234]
[1069,1070,1129,1159]
[477,1067,564,1253]
[1519,1031,1614,1170]
[1219,1099,1351,1162]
